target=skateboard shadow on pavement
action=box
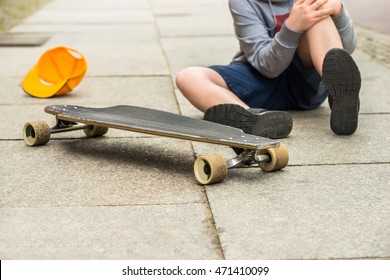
[58,136,194,176]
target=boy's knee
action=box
[176,68,191,88]
[175,67,202,90]
[175,69,187,89]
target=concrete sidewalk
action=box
[0,0,389,259]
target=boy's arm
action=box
[331,2,357,54]
[230,0,302,78]
[229,0,357,78]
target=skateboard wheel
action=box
[23,121,51,146]
[194,155,228,185]
[258,143,289,172]
[83,126,108,137]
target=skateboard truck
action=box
[51,119,90,134]
[226,149,270,168]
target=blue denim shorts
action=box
[209,55,327,110]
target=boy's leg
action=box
[175,66,249,112]
[297,17,342,74]
[297,17,361,135]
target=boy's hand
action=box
[286,0,334,33]
[322,0,342,16]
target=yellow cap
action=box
[22,46,87,98]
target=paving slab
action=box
[41,24,164,45]
[155,8,233,37]
[45,0,150,11]
[0,47,46,77]
[353,51,390,114]
[283,112,390,165]
[0,77,25,103]
[24,10,153,24]
[162,36,237,76]
[23,0,152,24]
[63,45,168,77]
[152,0,232,37]
[6,24,169,77]
[151,0,228,8]
[205,164,390,259]
[1,76,176,105]
[9,22,155,34]
[0,204,219,259]
[0,41,169,77]
[6,10,167,76]
[1,138,201,208]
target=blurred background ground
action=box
[0,0,51,33]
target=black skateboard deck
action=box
[23,105,289,184]
[45,105,278,149]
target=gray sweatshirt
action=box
[229,0,357,78]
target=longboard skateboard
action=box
[23,105,289,185]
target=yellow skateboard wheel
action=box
[258,143,289,172]
[23,120,51,146]
[194,155,227,185]
[83,126,109,137]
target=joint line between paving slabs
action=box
[147,0,226,260]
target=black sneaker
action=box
[203,104,293,139]
[322,48,361,135]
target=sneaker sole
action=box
[322,48,361,135]
[204,104,293,139]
